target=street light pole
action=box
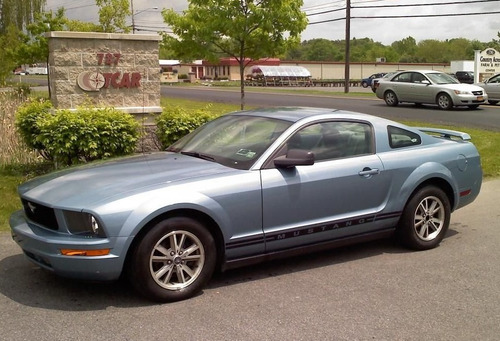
[130,0,136,34]
[130,1,158,34]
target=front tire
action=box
[436,93,453,110]
[128,217,216,302]
[384,91,399,106]
[398,186,451,250]
[488,100,498,105]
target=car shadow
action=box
[210,227,458,289]
[0,229,458,310]
[373,102,486,111]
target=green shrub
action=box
[155,105,220,149]
[15,99,53,153]
[16,100,140,166]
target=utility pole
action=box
[344,0,351,93]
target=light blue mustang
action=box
[10,107,482,302]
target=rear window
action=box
[388,126,421,148]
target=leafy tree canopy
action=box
[162,0,308,108]
[285,35,500,63]
[0,0,46,33]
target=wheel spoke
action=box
[183,243,200,257]
[176,265,187,283]
[155,264,174,282]
[181,264,196,278]
[416,223,429,238]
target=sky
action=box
[45,0,500,45]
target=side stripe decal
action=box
[226,211,401,249]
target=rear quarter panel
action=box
[373,122,482,213]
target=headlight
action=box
[63,211,106,237]
[453,90,471,95]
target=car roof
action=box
[396,70,444,74]
[230,107,375,123]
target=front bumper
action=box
[455,93,488,105]
[9,210,127,281]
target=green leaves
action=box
[162,0,307,108]
[155,105,220,149]
[15,100,140,166]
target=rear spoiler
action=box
[416,127,471,141]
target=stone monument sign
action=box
[47,31,162,117]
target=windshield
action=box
[426,72,460,85]
[167,115,292,170]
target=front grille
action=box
[472,90,483,96]
[21,199,59,230]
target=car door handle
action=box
[358,167,380,177]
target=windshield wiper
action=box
[180,151,216,162]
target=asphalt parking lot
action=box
[1,178,499,341]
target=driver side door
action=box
[260,120,393,252]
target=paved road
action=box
[1,178,499,341]
[161,85,500,131]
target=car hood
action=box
[19,152,235,208]
[435,83,485,92]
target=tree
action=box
[303,39,341,61]
[0,0,46,33]
[0,25,23,84]
[391,36,418,62]
[95,0,130,33]
[15,9,66,96]
[18,9,67,66]
[162,0,307,109]
[66,19,101,32]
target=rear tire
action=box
[436,93,453,110]
[398,186,450,250]
[488,100,498,105]
[128,217,216,302]
[361,81,368,88]
[384,91,399,106]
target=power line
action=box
[353,0,499,9]
[308,0,500,25]
[306,0,500,18]
[352,10,500,19]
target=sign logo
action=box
[77,52,142,92]
[27,201,37,214]
[77,71,142,92]
[77,72,106,91]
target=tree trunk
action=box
[239,62,245,110]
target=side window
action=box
[280,121,374,162]
[388,126,421,148]
[412,73,427,83]
[394,72,412,83]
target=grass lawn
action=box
[1,96,498,232]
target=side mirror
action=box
[274,149,315,168]
[421,80,431,85]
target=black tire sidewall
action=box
[384,91,398,106]
[128,217,216,302]
[398,186,451,251]
[437,93,452,110]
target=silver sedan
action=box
[475,73,500,105]
[376,70,488,110]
